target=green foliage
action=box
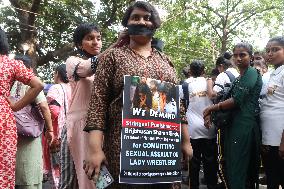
[0,0,283,82]
[154,0,283,79]
[0,0,129,82]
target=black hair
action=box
[211,68,219,77]
[0,29,9,55]
[215,56,232,69]
[151,38,164,52]
[73,23,100,50]
[223,52,232,60]
[122,1,161,29]
[190,60,205,77]
[132,83,152,109]
[14,55,32,69]
[268,36,284,47]
[55,64,69,83]
[157,82,176,103]
[233,42,253,56]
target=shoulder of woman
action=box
[246,67,259,77]
[98,47,122,65]
[154,51,175,68]
[8,57,22,67]
[65,56,82,64]
[47,84,61,94]
[240,67,259,86]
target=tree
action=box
[153,0,283,77]
[185,0,283,53]
[154,0,220,78]
[1,0,130,67]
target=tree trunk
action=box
[220,31,228,54]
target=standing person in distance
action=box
[0,28,44,189]
[11,55,55,189]
[180,60,218,189]
[43,64,71,189]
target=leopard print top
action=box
[85,46,184,189]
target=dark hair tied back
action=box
[268,36,284,47]
[223,52,232,60]
[190,60,205,77]
[56,64,69,83]
[15,55,32,69]
[233,42,253,56]
[215,56,232,69]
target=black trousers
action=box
[261,145,284,189]
[189,138,218,189]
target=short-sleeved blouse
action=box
[0,55,34,115]
[0,55,34,189]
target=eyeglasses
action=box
[233,52,249,59]
[265,46,283,54]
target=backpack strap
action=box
[182,81,189,109]
[224,71,236,83]
[59,84,67,116]
[214,83,224,90]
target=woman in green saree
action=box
[204,42,262,189]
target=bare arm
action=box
[279,130,284,159]
[84,130,106,182]
[207,78,217,99]
[38,101,54,145]
[181,123,193,161]
[203,98,236,128]
[9,77,43,111]
[38,101,53,132]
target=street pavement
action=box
[43,171,270,189]
[181,170,268,189]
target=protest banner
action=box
[119,75,181,184]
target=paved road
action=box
[43,171,270,189]
[181,170,268,189]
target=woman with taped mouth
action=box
[83,1,193,189]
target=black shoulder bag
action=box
[211,80,235,130]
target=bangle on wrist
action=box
[46,130,53,132]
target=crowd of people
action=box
[0,1,283,189]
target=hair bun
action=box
[223,52,232,60]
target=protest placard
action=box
[120,75,181,184]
